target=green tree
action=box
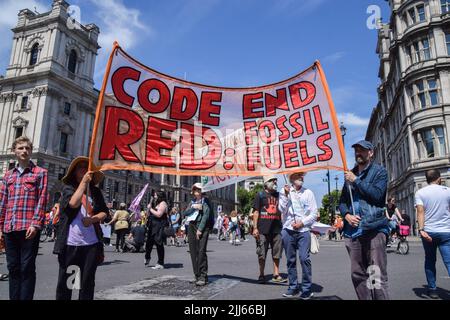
[320,189,342,224]
[237,184,264,215]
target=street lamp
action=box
[340,122,347,146]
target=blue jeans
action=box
[421,232,450,289]
[4,230,41,300]
[282,229,312,293]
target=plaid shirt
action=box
[0,161,48,233]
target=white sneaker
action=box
[236,239,240,243]
[229,240,233,244]
[151,264,164,270]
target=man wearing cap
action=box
[182,182,214,286]
[338,140,390,300]
[279,172,318,299]
[252,176,286,284]
[0,136,48,300]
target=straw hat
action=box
[263,175,278,184]
[287,171,306,182]
[61,156,104,186]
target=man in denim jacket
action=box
[339,140,390,300]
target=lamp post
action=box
[340,122,347,147]
[323,169,331,224]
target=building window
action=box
[442,0,450,14]
[29,43,39,66]
[68,50,77,73]
[406,38,431,65]
[411,78,440,109]
[59,132,68,153]
[15,127,23,139]
[114,181,119,193]
[64,102,71,116]
[128,184,132,195]
[21,96,28,109]
[416,127,447,158]
[405,3,426,27]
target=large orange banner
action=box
[89,42,347,176]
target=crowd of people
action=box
[0,136,449,300]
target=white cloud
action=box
[322,51,346,64]
[0,0,49,74]
[337,113,369,127]
[88,0,153,83]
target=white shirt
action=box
[415,184,450,233]
[279,187,318,233]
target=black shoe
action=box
[299,291,314,300]
[257,275,266,284]
[428,289,439,299]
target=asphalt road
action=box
[0,235,449,300]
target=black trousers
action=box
[4,230,40,300]
[187,223,209,281]
[115,229,127,250]
[56,243,99,300]
[145,232,164,265]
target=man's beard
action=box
[355,156,368,165]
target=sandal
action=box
[272,275,287,283]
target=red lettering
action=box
[99,106,144,162]
[246,146,260,171]
[289,113,304,138]
[282,142,299,168]
[303,109,315,135]
[263,145,281,170]
[138,79,170,113]
[243,92,264,119]
[276,115,290,141]
[111,67,141,107]
[199,92,222,126]
[170,87,198,121]
[244,121,258,145]
[299,140,317,165]
[289,81,316,109]
[317,133,333,161]
[265,88,289,117]
[258,120,277,144]
[145,117,177,167]
[312,105,329,132]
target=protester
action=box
[333,214,344,241]
[182,183,213,286]
[238,213,247,241]
[53,156,108,300]
[0,136,48,300]
[279,172,318,299]
[222,214,230,241]
[51,203,60,241]
[124,221,146,253]
[229,210,240,244]
[252,176,286,284]
[107,203,130,252]
[385,197,404,243]
[144,191,168,269]
[415,169,450,299]
[339,140,390,300]
[215,212,225,241]
[168,207,181,246]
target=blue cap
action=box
[351,140,374,150]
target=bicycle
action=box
[396,225,410,255]
[39,223,53,242]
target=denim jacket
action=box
[338,162,389,239]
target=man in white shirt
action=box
[414,169,450,299]
[279,171,318,300]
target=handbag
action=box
[310,232,320,254]
[164,226,176,237]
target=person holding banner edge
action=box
[338,140,390,300]
[279,171,318,299]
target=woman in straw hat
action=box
[53,157,109,300]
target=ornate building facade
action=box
[366,0,450,234]
[0,0,236,213]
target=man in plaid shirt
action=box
[0,136,48,300]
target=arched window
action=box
[29,43,39,66]
[68,50,77,73]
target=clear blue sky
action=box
[0,0,391,205]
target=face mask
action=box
[293,179,303,188]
